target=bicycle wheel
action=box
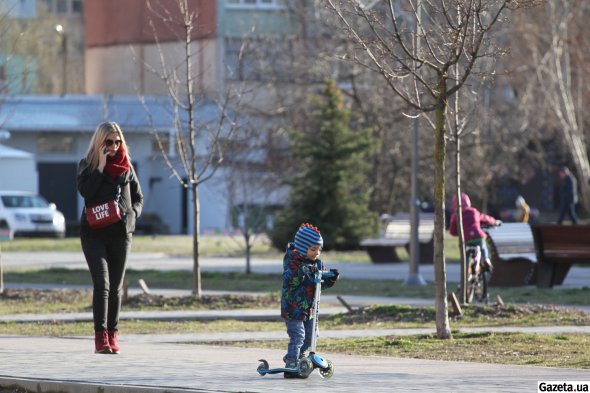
[466,270,478,303]
[468,270,489,304]
[479,271,489,304]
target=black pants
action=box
[557,202,578,225]
[81,224,131,332]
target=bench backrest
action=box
[485,222,537,262]
[532,224,590,264]
[384,212,435,242]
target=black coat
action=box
[559,174,578,206]
[77,158,144,234]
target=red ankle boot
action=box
[95,330,112,354]
[108,330,120,354]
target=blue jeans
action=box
[466,238,490,261]
[285,318,314,362]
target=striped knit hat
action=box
[294,223,323,253]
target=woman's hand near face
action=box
[97,144,108,172]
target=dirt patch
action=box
[1,288,89,303]
[124,292,279,309]
[0,288,279,311]
[2,289,588,321]
[330,303,590,325]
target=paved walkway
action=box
[1,335,589,393]
[1,252,590,392]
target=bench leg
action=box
[536,262,572,288]
[551,264,572,286]
[536,261,554,288]
[365,246,403,263]
[403,242,434,264]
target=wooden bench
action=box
[360,212,434,264]
[531,225,590,288]
[485,223,537,287]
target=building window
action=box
[41,0,83,15]
[56,0,68,14]
[225,37,292,82]
[225,0,287,9]
[37,135,74,153]
[72,0,83,14]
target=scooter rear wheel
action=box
[257,359,269,376]
[318,360,334,379]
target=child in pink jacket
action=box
[449,193,501,271]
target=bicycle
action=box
[464,244,490,304]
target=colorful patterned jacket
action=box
[281,243,337,321]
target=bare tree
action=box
[0,5,84,94]
[225,2,420,220]
[221,120,287,274]
[141,0,242,297]
[530,0,590,211]
[325,0,536,338]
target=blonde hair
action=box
[85,122,131,171]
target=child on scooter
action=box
[281,223,339,378]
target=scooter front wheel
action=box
[318,360,334,379]
[298,357,313,378]
[257,359,269,376]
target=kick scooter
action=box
[257,266,337,379]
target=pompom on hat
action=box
[294,223,323,253]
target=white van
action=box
[0,191,66,238]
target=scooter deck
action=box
[256,366,298,375]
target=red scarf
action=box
[104,145,131,180]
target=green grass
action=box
[0,235,278,257]
[2,302,588,334]
[0,232,465,262]
[231,332,590,369]
[4,268,590,306]
[0,319,281,337]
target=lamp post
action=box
[0,129,11,294]
[404,0,426,286]
[55,24,67,96]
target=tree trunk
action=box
[245,231,252,274]
[192,183,202,297]
[452,81,467,304]
[433,81,452,339]
[564,129,590,213]
[454,138,467,304]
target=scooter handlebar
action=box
[321,269,339,280]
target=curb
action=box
[0,376,205,393]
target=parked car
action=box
[0,191,66,238]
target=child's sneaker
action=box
[483,258,493,272]
[283,359,299,379]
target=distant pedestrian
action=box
[281,223,339,378]
[77,121,143,354]
[514,195,530,223]
[557,166,578,225]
